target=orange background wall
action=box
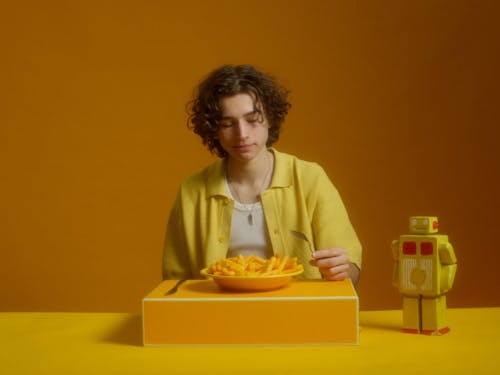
[1,0,499,313]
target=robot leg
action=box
[402,296,420,334]
[421,295,450,335]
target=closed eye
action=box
[218,110,263,128]
[244,111,262,123]
[218,119,235,128]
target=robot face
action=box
[409,216,439,234]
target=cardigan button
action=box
[218,236,224,243]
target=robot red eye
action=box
[403,241,417,254]
[421,242,434,255]
[433,221,439,229]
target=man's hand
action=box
[310,248,360,287]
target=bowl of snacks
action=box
[200,254,304,292]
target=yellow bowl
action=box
[200,265,304,292]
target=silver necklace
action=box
[227,154,273,226]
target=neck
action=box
[226,149,274,204]
[226,149,272,185]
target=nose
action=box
[235,120,249,139]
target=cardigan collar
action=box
[205,148,293,198]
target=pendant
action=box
[248,213,254,226]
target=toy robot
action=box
[392,216,457,335]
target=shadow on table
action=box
[102,314,143,346]
[360,314,402,332]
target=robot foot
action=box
[402,327,450,335]
[402,328,419,334]
[421,327,450,336]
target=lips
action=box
[234,144,253,152]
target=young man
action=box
[163,64,362,286]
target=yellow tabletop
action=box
[1,308,499,374]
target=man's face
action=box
[216,93,270,162]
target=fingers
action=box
[321,265,350,281]
[310,248,350,281]
[312,248,346,259]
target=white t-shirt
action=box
[225,178,273,259]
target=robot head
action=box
[409,216,439,234]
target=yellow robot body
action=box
[397,234,449,297]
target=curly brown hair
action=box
[186,64,291,158]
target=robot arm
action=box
[391,240,400,261]
[391,239,400,288]
[439,242,457,265]
[439,242,457,293]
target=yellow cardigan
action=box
[162,149,362,279]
